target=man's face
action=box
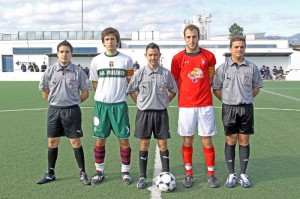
[145,48,161,68]
[184,29,199,52]
[57,46,72,66]
[230,41,245,60]
[103,33,118,51]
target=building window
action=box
[13,48,52,54]
[73,47,97,54]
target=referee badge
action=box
[69,82,74,91]
[244,75,250,84]
[159,83,166,92]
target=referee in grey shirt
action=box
[127,43,178,189]
[213,36,263,188]
[37,40,91,185]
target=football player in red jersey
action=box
[171,24,219,188]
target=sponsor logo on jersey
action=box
[97,68,126,78]
[188,68,204,83]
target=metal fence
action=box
[0,31,102,41]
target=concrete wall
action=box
[1,38,300,81]
[285,69,300,81]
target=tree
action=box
[228,23,245,39]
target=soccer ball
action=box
[155,172,176,192]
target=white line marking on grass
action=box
[0,108,48,113]
[213,106,300,112]
[1,105,300,113]
[262,88,300,90]
[254,107,300,112]
[147,144,162,199]
[0,106,95,113]
[262,89,300,102]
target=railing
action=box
[0,31,102,41]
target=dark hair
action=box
[230,36,246,48]
[145,42,160,52]
[101,27,120,44]
[57,40,73,53]
[183,24,200,38]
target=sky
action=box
[0,0,299,39]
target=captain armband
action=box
[208,66,215,75]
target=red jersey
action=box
[171,48,216,107]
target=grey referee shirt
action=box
[127,65,178,110]
[212,58,263,105]
[39,63,91,106]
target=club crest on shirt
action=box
[109,61,114,67]
[188,68,204,83]
[201,58,206,66]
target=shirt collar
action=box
[54,62,75,72]
[145,65,163,75]
[228,58,249,67]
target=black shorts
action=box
[134,109,170,139]
[47,105,83,138]
[222,104,254,136]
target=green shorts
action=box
[92,101,130,139]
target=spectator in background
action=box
[264,67,272,80]
[33,63,40,72]
[277,66,284,80]
[278,66,284,75]
[83,66,89,77]
[41,62,47,72]
[21,63,26,72]
[259,65,265,76]
[272,66,279,76]
[133,61,140,72]
[28,63,34,72]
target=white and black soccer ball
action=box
[155,172,176,192]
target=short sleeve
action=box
[89,57,99,81]
[212,64,225,89]
[252,64,264,88]
[78,69,92,91]
[38,68,50,90]
[126,70,140,94]
[166,71,178,93]
[171,55,181,80]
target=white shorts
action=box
[177,106,217,137]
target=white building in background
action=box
[0,15,300,81]
[182,14,212,40]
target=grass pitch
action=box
[0,81,299,199]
